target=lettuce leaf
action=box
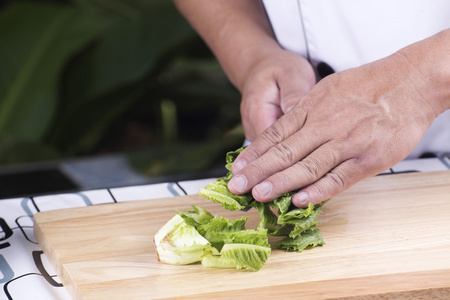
[271,191,294,215]
[277,202,315,224]
[222,228,269,247]
[251,201,280,232]
[198,178,253,211]
[220,243,271,271]
[178,205,214,228]
[156,147,329,271]
[270,224,294,236]
[201,255,237,269]
[199,216,247,250]
[161,205,271,271]
[202,243,271,271]
[276,228,325,252]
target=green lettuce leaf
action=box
[276,228,325,252]
[163,205,271,271]
[270,224,294,236]
[178,205,214,228]
[220,243,271,271]
[225,146,245,171]
[251,201,280,233]
[277,202,315,224]
[287,208,323,238]
[201,255,237,269]
[201,239,271,271]
[198,178,253,210]
[222,228,269,247]
[271,191,294,215]
[199,216,247,250]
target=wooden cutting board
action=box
[34,171,450,300]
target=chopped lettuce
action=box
[201,243,271,271]
[287,209,322,238]
[222,228,270,247]
[198,146,328,253]
[219,243,271,271]
[155,206,271,271]
[276,228,325,252]
[198,178,252,211]
[201,255,237,269]
[199,216,248,250]
[201,228,271,271]
[178,205,214,228]
[277,202,316,224]
[251,201,280,232]
[271,191,294,215]
[155,146,329,271]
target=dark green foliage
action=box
[0,0,243,176]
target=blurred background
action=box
[0,0,244,198]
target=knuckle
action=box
[326,171,347,190]
[299,95,316,112]
[308,171,346,200]
[244,145,265,161]
[299,158,322,180]
[270,142,296,166]
[262,125,287,144]
[245,161,267,181]
[305,182,328,204]
[356,154,379,170]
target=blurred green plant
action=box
[0,0,243,177]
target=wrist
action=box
[230,43,283,90]
[398,28,450,116]
[175,0,281,92]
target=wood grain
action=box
[34,171,450,299]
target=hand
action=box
[228,50,442,207]
[173,0,450,207]
[174,0,316,143]
[238,49,316,141]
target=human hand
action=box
[228,50,444,207]
[175,0,316,142]
[238,49,316,141]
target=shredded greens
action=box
[178,205,270,271]
[153,205,271,271]
[155,146,328,271]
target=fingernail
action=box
[229,175,247,193]
[233,159,247,173]
[254,181,272,197]
[293,192,309,207]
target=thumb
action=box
[240,82,283,141]
[279,79,312,113]
[278,63,316,113]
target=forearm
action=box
[397,28,450,118]
[173,0,282,90]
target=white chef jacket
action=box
[262,0,450,158]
